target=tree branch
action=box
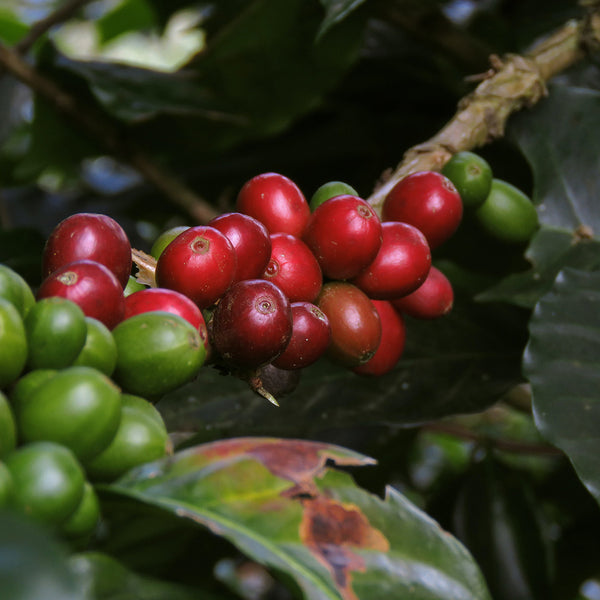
[367,9,600,211]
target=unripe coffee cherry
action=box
[272,302,331,370]
[263,233,322,303]
[382,171,463,249]
[353,300,406,377]
[392,266,454,320]
[351,221,431,299]
[303,195,382,280]
[316,282,381,368]
[155,226,237,309]
[209,212,272,284]
[441,151,493,209]
[236,172,310,238]
[211,279,293,369]
[42,213,132,288]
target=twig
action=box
[367,9,600,211]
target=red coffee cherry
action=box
[155,226,237,309]
[272,302,331,370]
[124,287,208,344]
[208,212,272,284]
[392,266,454,319]
[236,172,310,238]
[263,233,322,303]
[382,171,463,249]
[351,221,431,299]
[303,195,382,280]
[316,282,381,368]
[353,300,406,377]
[211,279,293,369]
[37,259,126,329]
[42,213,132,288]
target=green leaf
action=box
[317,0,368,38]
[0,9,28,45]
[105,437,492,600]
[524,267,600,504]
[97,0,158,44]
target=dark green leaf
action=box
[97,0,158,44]
[105,437,492,600]
[0,227,45,286]
[524,267,600,504]
[0,9,28,45]
[317,0,368,38]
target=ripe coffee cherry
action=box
[441,151,493,209]
[211,279,292,369]
[309,180,358,211]
[351,221,431,299]
[236,172,310,238]
[272,302,331,370]
[353,300,406,376]
[475,178,539,244]
[316,282,381,368]
[382,171,463,249]
[42,213,132,288]
[263,233,322,303]
[392,266,454,319]
[124,287,208,341]
[37,259,126,330]
[303,195,382,280]
[150,225,190,260]
[155,226,237,309]
[209,212,272,284]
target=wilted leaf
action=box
[524,267,600,504]
[105,437,491,600]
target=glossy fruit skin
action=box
[236,172,311,238]
[382,171,463,249]
[124,287,208,346]
[86,394,169,481]
[72,317,118,376]
[272,302,331,370]
[263,233,323,303]
[475,178,539,244]
[209,212,272,284]
[441,151,493,209]
[37,259,126,330]
[211,279,293,369]
[316,282,381,367]
[60,481,100,539]
[309,181,358,211]
[17,366,122,463]
[0,392,16,459]
[5,441,85,527]
[0,462,13,507]
[10,369,58,419]
[351,221,432,299]
[112,311,206,397]
[392,266,454,319]
[303,195,383,280]
[150,225,190,260]
[353,300,406,376]
[0,298,27,388]
[42,212,132,289]
[24,296,87,370]
[0,264,36,318]
[155,226,237,309]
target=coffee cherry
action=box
[209,212,272,284]
[0,462,13,508]
[236,172,310,238]
[124,275,146,297]
[37,259,126,330]
[382,171,463,249]
[60,481,100,539]
[42,213,132,288]
[0,392,16,459]
[72,317,118,376]
[316,282,381,367]
[475,178,539,244]
[392,266,454,319]
[442,151,493,209]
[0,264,36,318]
[150,225,190,260]
[0,298,27,388]
[303,195,382,280]
[309,180,358,211]
[272,302,331,370]
[155,226,237,309]
[351,221,431,299]
[211,279,293,369]
[353,300,406,376]
[263,233,322,303]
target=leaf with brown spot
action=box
[103,437,491,600]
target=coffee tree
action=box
[1,1,599,599]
